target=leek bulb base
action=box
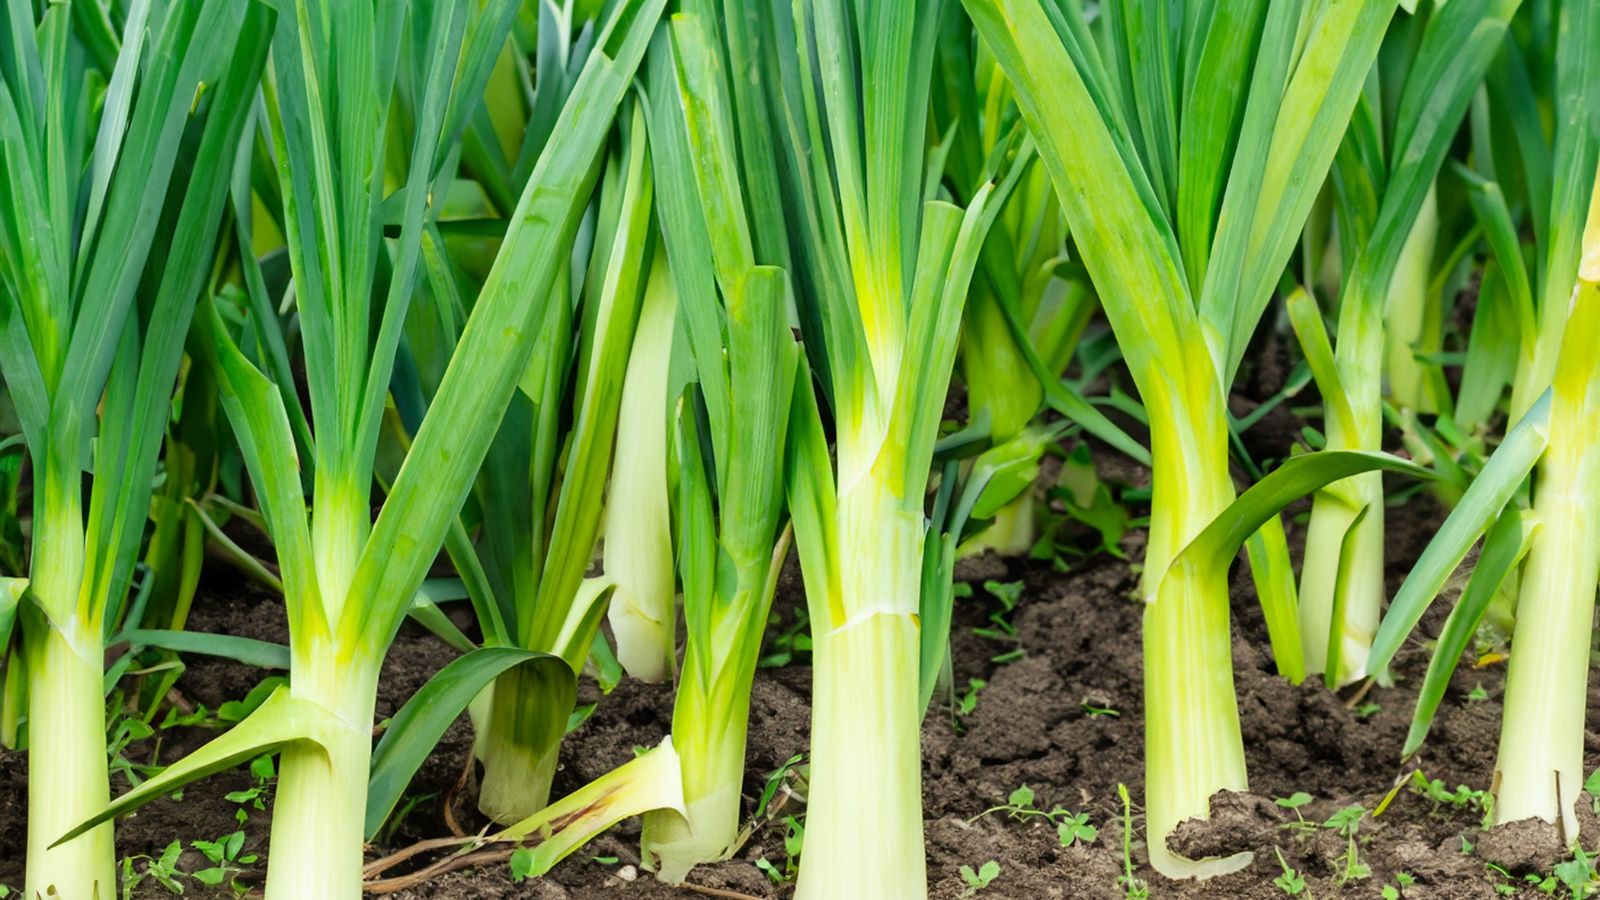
[477,667,565,824]
[642,598,767,881]
[479,728,561,826]
[795,611,927,900]
[262,664,378,900]
[24,622,114,900]
[1492,459,1600,841]
[641,767,742,883]
[1142,560,1252,880]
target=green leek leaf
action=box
[1402,507,1535,757]
[1367,392,1552,673]
[365,647,572,839]
[55,688,341,848]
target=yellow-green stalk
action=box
[1492,153,1600,841]
[1492,280,1600,839]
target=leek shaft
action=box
[478,666,563,823]
[1141,377,1251,879]
[796,493,926,899]
[263,660,379,900]
[1493,283,1600,841]
[800,612,926,899]
[24,622,113,899]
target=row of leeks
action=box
[18,0,670,897]
[5,0,1600,898]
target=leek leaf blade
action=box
[1176,450,1431,577]
[1367,392,1552,673]
[115,630,290,670]
[365,647,573,839]
[55,687,343,848]
[1244,516,1304,684]
[492,738,685,874]
[1402,507,1535,757]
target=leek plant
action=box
[964,0,1431,877]
[1367,0,1600,850]
[636,11,800,879]
[61,2,668,896]
[0,3,269,895]
[756,0,1026,892]
[1291,0,1520,687]
[1491,269,1600,843]
[1369,275,1600,847]
[431,95,659,825]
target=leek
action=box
[1493,273,1600,841]
[464,95,658,824]
[965,0,1406,877]
[637,11,801,879]
[760,0,1021,893]
[0,4,269,895]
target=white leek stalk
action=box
[1493,213,1600,841]
[604,257,680,683]
[1385,183,1442,413]
[1141,379,1250,878]
[24,608,114,898]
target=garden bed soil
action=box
[1,493,1592,899]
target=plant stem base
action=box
[795,612,927,900]
[25,623,115,900]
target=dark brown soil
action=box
[1,491,1592,899]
